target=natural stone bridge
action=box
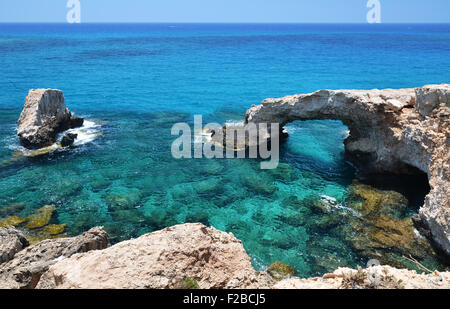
[245,84,450,255]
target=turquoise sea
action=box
[1,23,450,276]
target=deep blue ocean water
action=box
[1,23,449,276]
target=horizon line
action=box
[1,21,450,25]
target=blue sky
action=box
[0,0,449,23]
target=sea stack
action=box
[17,89,84,148]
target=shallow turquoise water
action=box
[1,24,450,276]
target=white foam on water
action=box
[320,194,337,203]
[319,194,362,217]
[60,120,102,147]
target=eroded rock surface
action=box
[17,89,84,148]
[0,228,29,265]
[36,223,274,289]
[245,84,450,255]
[0,227,108,289]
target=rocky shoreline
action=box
[1,223,449,289]
[17,89,84,148]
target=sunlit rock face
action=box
[36,223,274,289]
[17,89,84,148]
[245,84,450,255]
[0,227,109,289]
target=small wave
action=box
[341,129,350,139]
[61,120,102,146]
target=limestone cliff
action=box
[245,84,450,255]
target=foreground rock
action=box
[17,89,84,148]
[60,133,78,147]
[37,223,274,289]
[0,228,29,265]
[245,84,450,255]
[274,266,450,289]
[0,227,108,289]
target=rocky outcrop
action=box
[17,89,84,148]
[416,84,450,117]
[36,223,274,289]
[0,228,29,265]
[0,205,68,245]
[0,227,108,289]
[274,266,450,289]
[245,84,450,255]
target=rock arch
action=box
[245,84,450,255]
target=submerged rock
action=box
[346,181,408,218]
[0,203,25,217]
[0,216,27,228]
[17,89,84,148]
[24,224,68,245]
[267,162,298,182]
[267,261,295,281]
[105,186,142,210]
[0,226,109,289]
[24,205,56,229]
[342,182,438,268]
[241,174,277,195]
